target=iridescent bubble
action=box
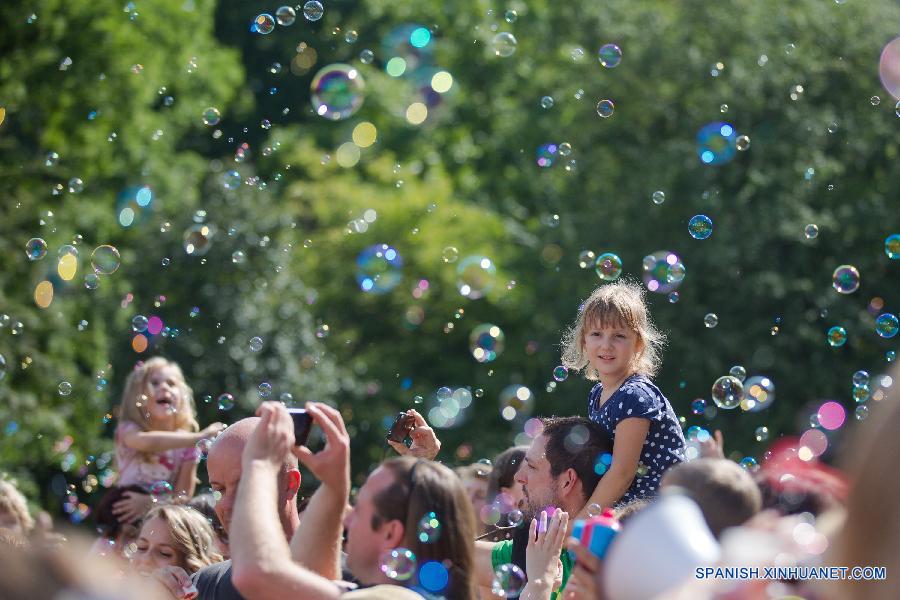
[818,401,846,431]
[252,13,275,34]
[805,224,819,239]
[249,336,264,352]
[852,370,870,387]
[68,177,84,193]
[456,255,496,299]
[470,324,505,363]
[25,238,48,260]
[668,292,680,303]
[735,135,751,151]
[359,49,374,64]
[691,398,706,415]
[222,170,241,190]
[258,382,272,398]
[577,250,596,269]
[492,32,517,57]
[275,5,296,26]
[507,509,524,526]
[596,99,615,118]
[217,393,235,411]
[183,225,214,256]
[436,386,453,401]
[558,142,572,156]
[540,96,554,109]
[729,365,747,382]
[302,0,323,21]
[442,246,459,263]
[552,366,569,382]
[688,215,713,240]
[697,122,737,165]
[595,252,623,282]
[149,481,174,503]
[739,457,759,472]
[743,376,775,412]
[356,244,403,294]
[855,405,869,421]
[380,548,416,580]
[84,273,100,289]
[885,234,900,259]
[310,64,366,121]
[878,37,900,99]
[505,9,518,23]
[480,504,502,526]
[202,107,220,126]
[91,245,121,275]
[499,385,534,421]
[492,564,526,598]
[755,426,769,442]
[875,313,899,338]
[711,375,743,409]
[827,326,847,347]
[704,313,719,328]
[232,250,245,264]
[598,43,622,68]
[536,143,558,168]
[652,191,665,205]
[132,315,149,332]
[888,350,897,363]
[417,511,442,543]
[642,251,685,293]
[832,265,860,294]
[0,354,6,381]
[58,381,72,396]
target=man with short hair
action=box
[474,416,613,600]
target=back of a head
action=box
[374,458,477,600]
[540,416,614,502]
[94,484,148,539]
[209,417,298,478]
[0,479,35,534]
[485,446,528,502]
[453,462,492,483]
[660,458,761,538]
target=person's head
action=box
[561,280,665,381]
[660,458,762,539]
[188,493,229,556]
[613,497,652,524]
[485,446,528,514]
[94,484,147,548]
[206,417,300,538]
[131,505,223,576]
[0,479,34,535]
[454,463,492,523]
[119,358,198,433]
[515,417,613,516]
[343,457,476,598]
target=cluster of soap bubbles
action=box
[642,251,685,293]
[356,244,403,293]
[470,324,505,363]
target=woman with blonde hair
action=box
[132,504,224,576]
[0,478,34,535]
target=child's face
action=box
[132,516,184,575]
[583,319,641,381]
[145,365,184,426]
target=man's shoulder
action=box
[192,560,244,600]
[342,584,424,599]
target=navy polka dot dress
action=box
[588,374,686,503]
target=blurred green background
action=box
[1,0,899,521]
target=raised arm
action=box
[230,402,341,600]
[120,422,224,454]
[576,418,649,519]
[475,540,499,587]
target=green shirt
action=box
[490,539,573,600]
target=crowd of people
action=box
[1,281,898,599]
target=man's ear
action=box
[284,469,301,497]
[382,519,406,547]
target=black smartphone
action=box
[386,412,415,443]
[287,408,313,446]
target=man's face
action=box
[343,466,399,585]
[207,438,244,535]
[515,434,561,515]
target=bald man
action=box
[191,418,302,600]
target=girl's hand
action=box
[112,490,152,524]
[563,538,607,600]
[525,509,569,589]
[387,409,441,460]
[151,565,195,600]
[200,422,227,440]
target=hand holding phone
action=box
[386,412,415,443]
[288,408,313,446]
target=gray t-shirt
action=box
[192,560,244,600]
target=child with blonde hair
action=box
[107,358,224,526]
[561,280,685,509]
[0,478,35,535]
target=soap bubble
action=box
[380,548,416,580]
[356,244,403,294]
[58,381,72,396]
[507,509,524,526]
[84,274,100,289]
[456,256,496,299]
[755,426,769,442]
[249,336,264,352]
[222,170,241,190]
[688,215,713,239]
[302,0,324,21]
[536,143,557,168]
[540,96,554,109]
[596,99,615,118]
[552,366,568,382]
[598,44,622,68]
[577,250,596,269]
[704,313,719,328]
[499,385,534,421]
[91,245,121,274]
[729,365,747,382]
[25,238,48,260]
[311,64,366,121]
[68,177,84,193]
[470,324,505,363]
[359,49,374,64]
[652,191,665,205]
[691,399,706,415]
[739,457,759,472]
[832,265,860,294]
[202,107,220,126]
[492,32,517,57]
[735,135,751,151]
[852,370,870,387]
[878,37,900,99]
[492,564,526,598]
[251,13,275,34]
[743,376,775,412]
[642,251,685,293]
[0,355,6,381]
[697,122,737,165]
[711,375,743,409]
[442,246,459,263]
[805,224,819,239]
[275,5,296,25]
[258,382,272,398]
[885,234,900,259]
[875,313,899,338]
[149,481,174,503]
[183,225,214,256]
[827,326,847,347]
[416,511,442,543]
[418,560,449,593]
[217,393,235,411]
[594,252,623,281]
[132,315,149,332]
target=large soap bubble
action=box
[311,64,366,121]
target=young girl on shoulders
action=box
[107,357,224,527]
[561,280,685,510]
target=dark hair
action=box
[94,484,149,539]
[540,416,613,502]
[371,458,477,600]
[485,446,528,503]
